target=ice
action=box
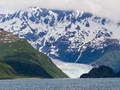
[52,59,93,78]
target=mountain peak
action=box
[0,8,120,64]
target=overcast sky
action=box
[0,0,120,21]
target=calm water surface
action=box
[0,78,120,90]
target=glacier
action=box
[52,59,93,78]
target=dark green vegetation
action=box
[80,65,120,78]
[0,30,68,79]
[77,39,120,72]
[91,44,120,72]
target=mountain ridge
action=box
[0,7,120,71]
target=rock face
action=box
[80,65,116,78]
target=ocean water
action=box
[0,78,120,90]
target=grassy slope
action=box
[0,39,68,78]
[91,45,120,72]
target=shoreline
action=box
[1,77,120,81]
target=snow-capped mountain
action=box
[0,7,120,65]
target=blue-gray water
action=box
[0,78,120,90]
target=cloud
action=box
[0,0,120,21]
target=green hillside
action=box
[91,44,120,72]
[0,29,68,78]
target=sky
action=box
[0,0,120,21]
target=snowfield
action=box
[52,59,93,78]
[0,7,120,63]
